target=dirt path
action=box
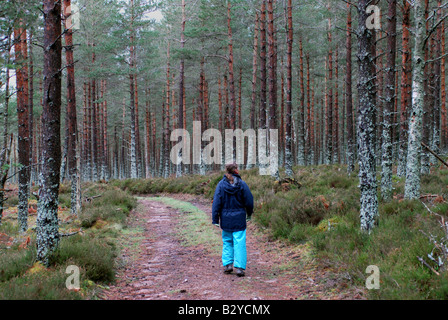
[100,194,365,300]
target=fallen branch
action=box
[417,256,440,276]
[60,229,83,237]
[84,194,102,203]
[421,142,448,169]
[421,200,444,219]
[420,194,440,199]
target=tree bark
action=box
[267,0,279,179]
[259,0,267,132]
[397,0,412,177]
[285,0,293,177]
[177,0,186,177]
[0,32,12,225]
[404,0,426,199]
[14,21,30,233]
[356,0,379,231]
[431,0,442,164]
[381,0,397,201]
[247,13,259,170]
[63,0,81,215]
[129,0,137,179]
[421,0,431,175]
[326,16,333,165]
[37,0,62,265]
[227,0,237,161]
[346,3,355,174]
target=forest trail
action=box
[100,194,365,300]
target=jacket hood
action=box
[222,174,243,195]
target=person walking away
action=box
[212,164,254,277]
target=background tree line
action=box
[1,0,448,262]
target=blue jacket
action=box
[212,174,254,232]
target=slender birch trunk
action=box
[404,0,426,199]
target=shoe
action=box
[235,267,245,277]
[223,264,233,274]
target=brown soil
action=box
[100,194,366,300]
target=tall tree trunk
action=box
[267,0,279,179]
[177,0,186,177]
[227,0,237,161]
[334,50,340,163]
[326,16,333,165]
[421,0,431,175]
[28,31,35,185]
[145,87,151,178]
[164,42,171,178]
[381,0,397,201]
[37,0,62,265]
[63,0,81,215]
[134,77,141,177]
[297,38,306,166]
[397,0,412,177]
[91,53,98,181]
[442,19,447,151]
[238,67,242,129]
[346,3,355,174]
[357,0,378,231]
[0,32,12,224]
[14,22,30,233]
[129,0,138,179]
[259,0,267,132]
[102,80,109,180]
[258,0,267,173]
[121,98,126,179]
[285,0,293,177]
[431,1,442,163]
[248,12,259,170]
[404,0,426,199]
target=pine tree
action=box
[284,0,293,177]
[357,0,378,231]
[381,0,397,201]
[37,0,63,265]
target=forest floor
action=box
[99,193,366,300]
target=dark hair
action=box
[226,163,238,175]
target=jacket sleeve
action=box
[243,182,254,216]
[212,182,223,225]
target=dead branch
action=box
[421,142,448,169]
[84,194,102,203]
[418,256,441,276]
[60,229,83,237]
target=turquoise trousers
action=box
[222,229,247,270]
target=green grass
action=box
[112,164,448,300]
[0,181,137,300]
[146,197,222,255]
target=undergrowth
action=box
[0,182,137,299]
[112,165,448,300]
